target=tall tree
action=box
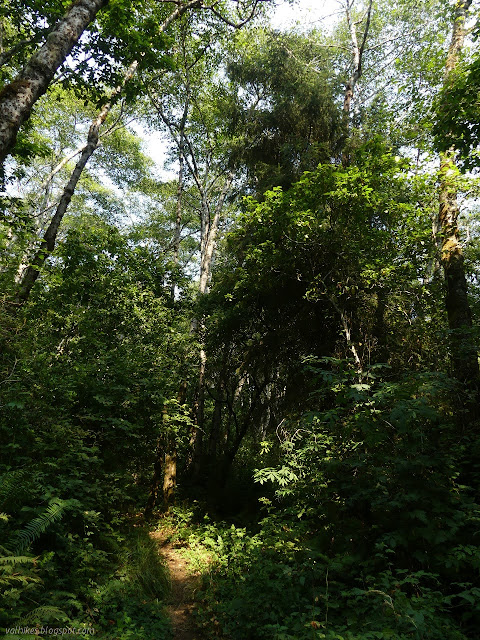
[144,1,268,507]
[224,27,341,192]
[13,0,205,304]
[340,0,373,165]
[437,0,478,384]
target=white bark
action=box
[199,173,233,294]
[16,59,138,302]
[0,0,204,164]
[0,0,109,163]
[342,0,373,123]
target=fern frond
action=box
[20,605,68,624]
[0,554,36,565]
[0,573,41,586]
[10,498,69,555]
[0,469,30,509]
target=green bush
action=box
[176,363,480,639]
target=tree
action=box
[0,0,109,164]
[13,0,206,304]
[436,0,479,385]
[143,0,269,506]
[224,27,341,192]
[340,0,373,165]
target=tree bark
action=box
[173,128,186,266]
[373,286,388,363]
[147,29,236,484]
[190,173,234,477]
[437,0,478,384]
[0,0,203,167]
[199,173,233,295]
[146,382,187,516]
[162,450,177,508]
[0,0,109,164]
[15,121,100,302]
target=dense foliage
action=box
[1,0,480,638]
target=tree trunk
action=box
[373,286,388,363]
[190,174,234,476]
[0,0,202,166]
[162,450,177,508]
[144,445,164,519]
[15,60,139,304]
[173,130,185,264]
[15,0,198,301]
[171,103,188,298]
[437,0,478,384]
[0,0,109,164]
[15,122,100,302]
[208,393,223,461]
[341,0,372,167]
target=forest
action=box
[1,0,480,638]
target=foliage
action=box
[2,1,480,638]
[164,362,480,639]
[433,56,480,169]
[0,212,192,633]
[224,27,342,191]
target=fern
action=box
[20,605,67,624]
[3,608,68,639]
[0,469,30,511]
[0,573,41,587]
[10,498,71,555]
[0,551,40,589]
[0,554,36,565]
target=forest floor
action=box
[150,528,204,640]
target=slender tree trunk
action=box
[437,0,478,384]
[190,174,234,477]
[15,123,100,302]
[164,380,187,507]
[341,0,372,167]
[162,450,177,507]
[171,104,189,298]
[0,0,202,166]
[144,442,164,518]
[173,132,185,265]
[146,381,188,516]
[15,60,138,304]
[208,392,223,462]
[342,6,361,117]
[373,286,388,363]
[148,49,235,483]
[325,285,363,374]
[0,0,109,164]
[14,0,200,304]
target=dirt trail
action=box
[150,530,201,640]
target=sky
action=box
[270,0,342,31]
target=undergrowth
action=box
[158,366,480,640]
[1,501,171,639]
[162,502,480,640]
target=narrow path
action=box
[150,530,201,640]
